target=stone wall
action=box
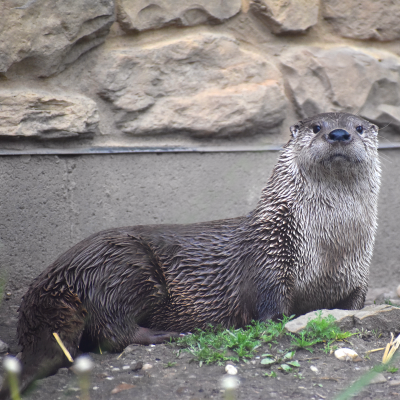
[1,0,400,315]
[1,0,400,147]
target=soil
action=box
[1,301,400,400]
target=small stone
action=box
[389,380,400,387]
[122,366,130,370]
[396,285,400,298]
[111,368,120,372]
[106,377,114,380]
[225,365,238,375]
[369,373,387,384]
[142,363,153,370]
[93,386,99,390]
[131,361,143,371]
[122,345,138,355]
[334,348,359,362]
[310,366,319,374]
[57,368,70,376]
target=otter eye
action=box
[356,125,363,134]
[312,125,321,134]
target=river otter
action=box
[0,112,380,398]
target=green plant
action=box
[175,317,292,365]
[385,366,398,373]
[384,299,400,308]
[163,361,177,368]
[290,311,356,351]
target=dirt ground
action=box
[1,299,400,400]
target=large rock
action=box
[250,0,319,34]
[0,0,115,77]
[116,0,242,32]
[322,0,400,41]
[280,47,400,133]
[96,33,287,138]
[0,90,99,139]
[285,305,400,334]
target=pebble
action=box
[389,380,400,387]
[122,365,130,370]
[57,368,69,375]
[369,373,387,384]
[397,285,400,298]
[106,377,114,380]
[310,366,319,374]
[122,345,137,355]
[225,365,238,375]
[93,387,99,390]
[112,368,120,372]
[142,363,153,370]
[131,361,143,371]
[334,348,359,361]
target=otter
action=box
[0,112,380,398]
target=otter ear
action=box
[290,124,300,138]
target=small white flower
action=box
[74,355,93,374]
[221,375,240,390]
[3,356,21,374]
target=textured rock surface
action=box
[116,0,241,32]
[0,91,99,139]
[285,309,357,333]
[322,0,400,41]
[0,0,114,77]
[280,47,400,132]
[285,305,400,334]
[0,339,8,353]
[96,33,287,137]
[250,0,319,34]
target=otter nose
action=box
[328,129,351,142]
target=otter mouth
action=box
[319,153,363,165]
[327,154,353,162]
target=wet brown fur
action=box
[0,112,381,398]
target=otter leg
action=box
[132,327,180,345]
[334,287,366,310]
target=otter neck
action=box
[238,147,379,320]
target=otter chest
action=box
[291,194,375,313]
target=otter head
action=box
[289,112,379,181]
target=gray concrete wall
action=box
[0,149,399,311]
